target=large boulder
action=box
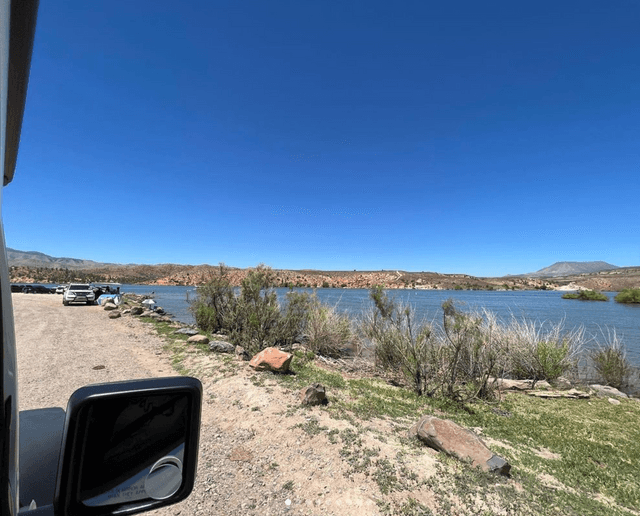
[130,306,144,315]
[103,302,118,311]
[409,415,510,476]
[249,347,292,373]
[108,311,121,319]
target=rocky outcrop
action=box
[249,347,292,372]
[409,415,510,475]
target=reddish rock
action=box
[249,347,292,373]
[409,415,510,475]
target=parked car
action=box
[0,3,201,515]
[63,284,96,305]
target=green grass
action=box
[562,290,609,301]
[615,289,640,304]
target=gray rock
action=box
[209,341,235,354]
[300,384,328,406]
[108,311,121,319]
[174,328,199,336]
[103,302,118,311]
[409,415,511,476]
[590,384,628,398]
[130,306,144,315]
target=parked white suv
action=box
[62,284,96,306]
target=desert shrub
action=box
[503,318,583,385]
[363,286,440,396]
[189,263,236,333]
[227,265,283,353]
[276,290,314,348]
[562,290,608,301]
[305,298,357,358]
[440,300,504,401]
[191,265,357,356]
[590,331,631,390]
[615,289,640,304]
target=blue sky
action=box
[4,0,639,276]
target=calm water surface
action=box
[122,285,640,365]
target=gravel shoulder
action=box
[14,293,421,516]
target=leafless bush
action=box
[362,287,441,396]
[502,317,584,386]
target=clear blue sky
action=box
[4,0,639,276]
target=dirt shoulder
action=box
[14,293,423,516]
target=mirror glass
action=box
[76,393,189,507]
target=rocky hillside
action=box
[8,249,639,290]
[9,263,558,291]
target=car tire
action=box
[63,300,69,306]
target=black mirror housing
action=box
[55,377,202,516]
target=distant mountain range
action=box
[5,248,622,279]
[6,248,113,269]
[524,261,619,278]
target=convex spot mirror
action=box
[56,377,202,516]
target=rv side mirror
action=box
[55,377,202,516]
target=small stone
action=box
[108,311,121,319]
[608,397,621,405]
[300,384,328,406]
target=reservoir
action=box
[122,285,640,366]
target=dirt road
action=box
[13,293,402,516]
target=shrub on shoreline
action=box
[615,289,640,304]
[562,290,608,301]
[590,330,632,390]
[190,264,356,356]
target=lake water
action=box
[121,285,640,366]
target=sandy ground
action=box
[14,293,438,516]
